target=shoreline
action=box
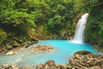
[0,50,103,69]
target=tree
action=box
[0,10,36,36]
[0,0,15,11]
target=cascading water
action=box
[72,13,89,44]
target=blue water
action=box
[0,40,98,66]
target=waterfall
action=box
[72,13,89,44]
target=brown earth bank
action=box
[1,50,103,69]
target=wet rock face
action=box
[29,45,55,53]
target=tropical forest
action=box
[0,0,103,69]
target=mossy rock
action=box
[12,41,21,48]
[0,29,7,37]
[5,44,12,50]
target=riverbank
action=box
[35,51,103,69]
[1,37,102,56]
[0,36,38,54]
[0,50,103,69]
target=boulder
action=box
[90,66,100,69]
[6,50,14,55]
[36,60,56,69]
[36,63,45,69]
[44,60,56,69]
[0,64,18,69]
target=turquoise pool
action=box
[0,40,98,67]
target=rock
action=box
[93,45,103,53]
[6,50,14,55]
[0,35,38,54]
[6,47,24,55]
[5,44,12,50]
[27,41,31,45]
[59,64,67,69]
[74,50,93,55]
[55,64,61,69]
[44,60,56,69]
[29,45,55,53]
[36,61,70,69]
[36,63,45,69]
[0,64,18,69]
[69,50,103,68]
[36,60,56,69]
[90,66,100,69]
[18,65,35,69]
[12,41,20,47]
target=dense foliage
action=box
[85,0,103,47]
[0,0,103,48]
[0,10,35,35]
